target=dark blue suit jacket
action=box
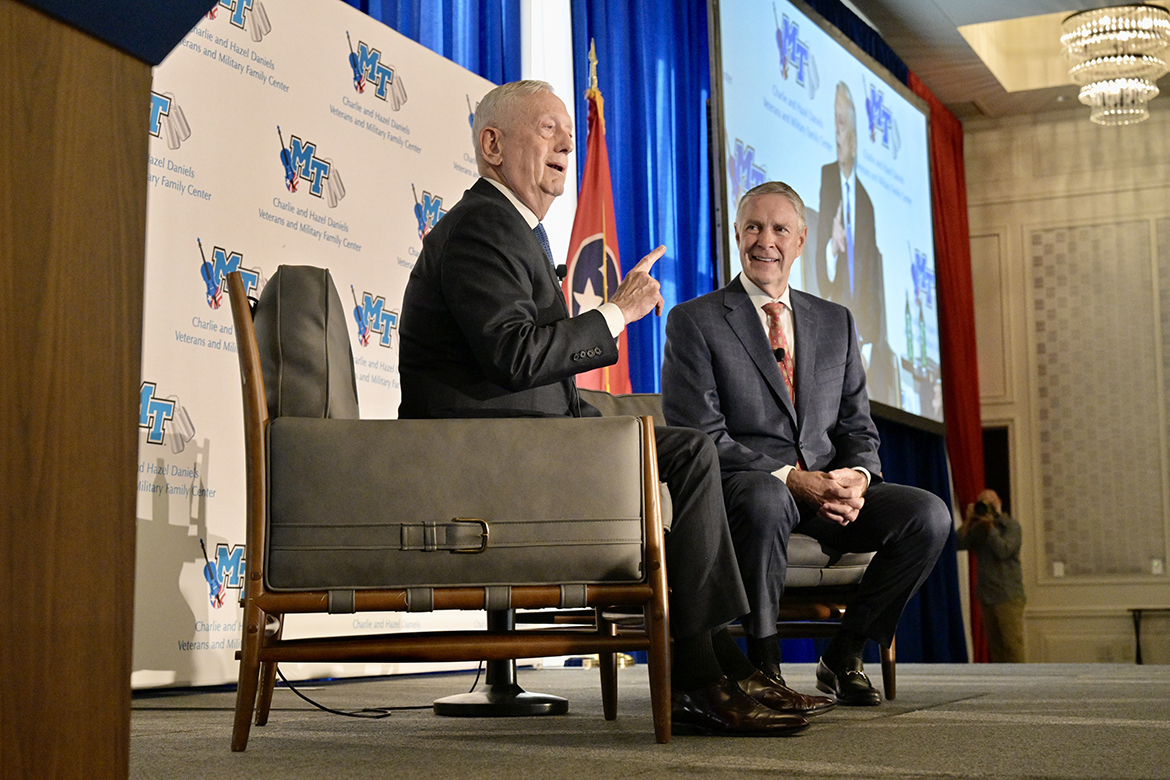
[399,179,615,418]
[661,276,881,478]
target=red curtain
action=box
[908,73,989,662]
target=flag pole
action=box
[568,38,631,394]
[588,39,613,392]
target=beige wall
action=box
[964,103,1170,663]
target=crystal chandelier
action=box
[1061,4,1170,125]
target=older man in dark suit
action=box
[662,181,950,705]
[399,81,824,736]
[814,82,885,357]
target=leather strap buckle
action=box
[451,517,489,554]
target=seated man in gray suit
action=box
[661,181,950,705]
[399,82,827,735]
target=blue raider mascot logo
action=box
[149,91,191,151]
[276,126,346,208]
[345,32,408,110]
[196,238,262,310]
[349,286,399,349]
[910,247,934,308]
[208,0,272,43]
[139,382,196,454]
[411,184,447,240]
[774,10,819,98]
[727,139,767,208]
[864,80,901,158]
[200,539,247,609]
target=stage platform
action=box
[132,662,1169,779]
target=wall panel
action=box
[964,105,1170,663]
[970,231,1009,402]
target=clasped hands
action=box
[787,467,867,525]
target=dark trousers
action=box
[654,426,749,639]
[722,472,950,646]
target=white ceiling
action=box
[844,0,1170,120]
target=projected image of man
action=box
[814,82,894,401]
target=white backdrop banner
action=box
[133,0,496,688]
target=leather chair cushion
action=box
[252,265,360,420]
[265,415,648,590]
[579,388,665,421]
[785,534,874,587]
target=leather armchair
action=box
[225,267,673,748]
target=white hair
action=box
[471,80,555,169]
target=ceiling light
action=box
[1061,3,1170,124]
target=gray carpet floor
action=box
[131,663,1170,779]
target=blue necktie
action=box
[533,223,554,266]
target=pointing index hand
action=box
[611,245,667,322]
[633,245,666,273]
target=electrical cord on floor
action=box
[467,660,484,692]
[276,668,432,718]
[274,661,487,719]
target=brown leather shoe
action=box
[672,676,810,736]
[737,669,837,716]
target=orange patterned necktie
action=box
[763,301,803,470]
[762,302,795,405]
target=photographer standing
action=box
[957,489,1026,662]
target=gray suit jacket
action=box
[661,276,881,478]
[398,179,616,418]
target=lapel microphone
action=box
[773,347,785,361]
[556,264,567,281]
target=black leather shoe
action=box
[738,670,836,716]
[815,657,881,706]
[672,676,810,736]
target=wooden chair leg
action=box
[255,661,279,726]
[597,610,618,721]
[254,614,284,726]
[231,603,265,751]
[644,605,672,743]
[880,637,896,701]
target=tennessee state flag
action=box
[563,78,631,394]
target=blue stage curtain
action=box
[344,0,521,85]
[571,0,715,393]
[875,418,968,662]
